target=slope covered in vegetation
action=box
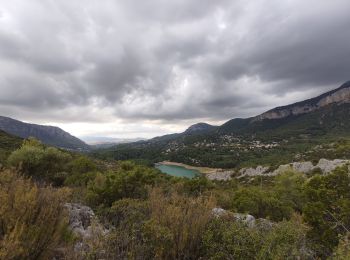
[0,116,90,151]
[1,137,350,259]
[94,82,350,169]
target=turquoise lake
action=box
[155,164,200,179]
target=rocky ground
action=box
[206,158,350,180]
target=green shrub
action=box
[7,138,71,184]
[231,187,292,221]
[303,166,350,257]
[0,169,71,259]
[201,215,310,260]
[86,162,168,207]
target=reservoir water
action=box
[155,164,200,179]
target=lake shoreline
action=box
[157,161,219,175]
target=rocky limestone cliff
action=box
[254,81,350,121]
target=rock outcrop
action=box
[290,162,315,173]
[64,203,97,239]
[64,203,108,241]
[212,207,227,217]
[206,158,349,180]
[254,81,350,121]
[239,166,270,177]
[316,158,349,173]
[207,170,233,181]
[271,159,349,176]
[212,208,272,229]
[233,213,256,228]
[62,203,108,259]
[236,159,350,178]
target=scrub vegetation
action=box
[1,137,350,259]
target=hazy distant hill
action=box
[148,122,217,143]
[0,116,90,151]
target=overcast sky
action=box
[0,0,349,141]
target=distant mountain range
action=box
[2,81,350,161]
[218,81,350,135]
[153,81,350,140]
[0,116,89,151]
[255,81,350,121]
[85,136,145,145]
[147,123,217,144]
[97,81,350,168]
[88,137,146,149]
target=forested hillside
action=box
[0,116,90,151]
[1,137,350,259]
[94,104,350,168]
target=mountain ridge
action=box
[96,81,350,168]
[122,81,350,143]
[0,116,89,151]
[253,81,350,121]
[184,123,217,134]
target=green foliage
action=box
[303,166,350,257]
[144,188,215,259]
[257,216,310,259]
[0,130,22,165]
[92,189,215,259]
[3,134,350,258]
[68,156,97,174]
[333,233,350,259]
[201,218,261,259]
[7,138,72,184]
[202,215,310,260]
[274,171,306,212]
[181,176,214,196]
[86,162,169,207]
[92,103,350,169]
[231,186,293,221]
[229,171,306,222]
[98,198,152,259]
[64,156,98,186]
[0,169,71,259]
[64,171,97,187]
[99,198,149,228]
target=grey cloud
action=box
[0,0,349,129]
[85,47,148,102]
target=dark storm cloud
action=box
[0,0,350,126]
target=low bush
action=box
[0,170,71,259]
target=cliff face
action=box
[0,116,89,150]
[254,82,350,121]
